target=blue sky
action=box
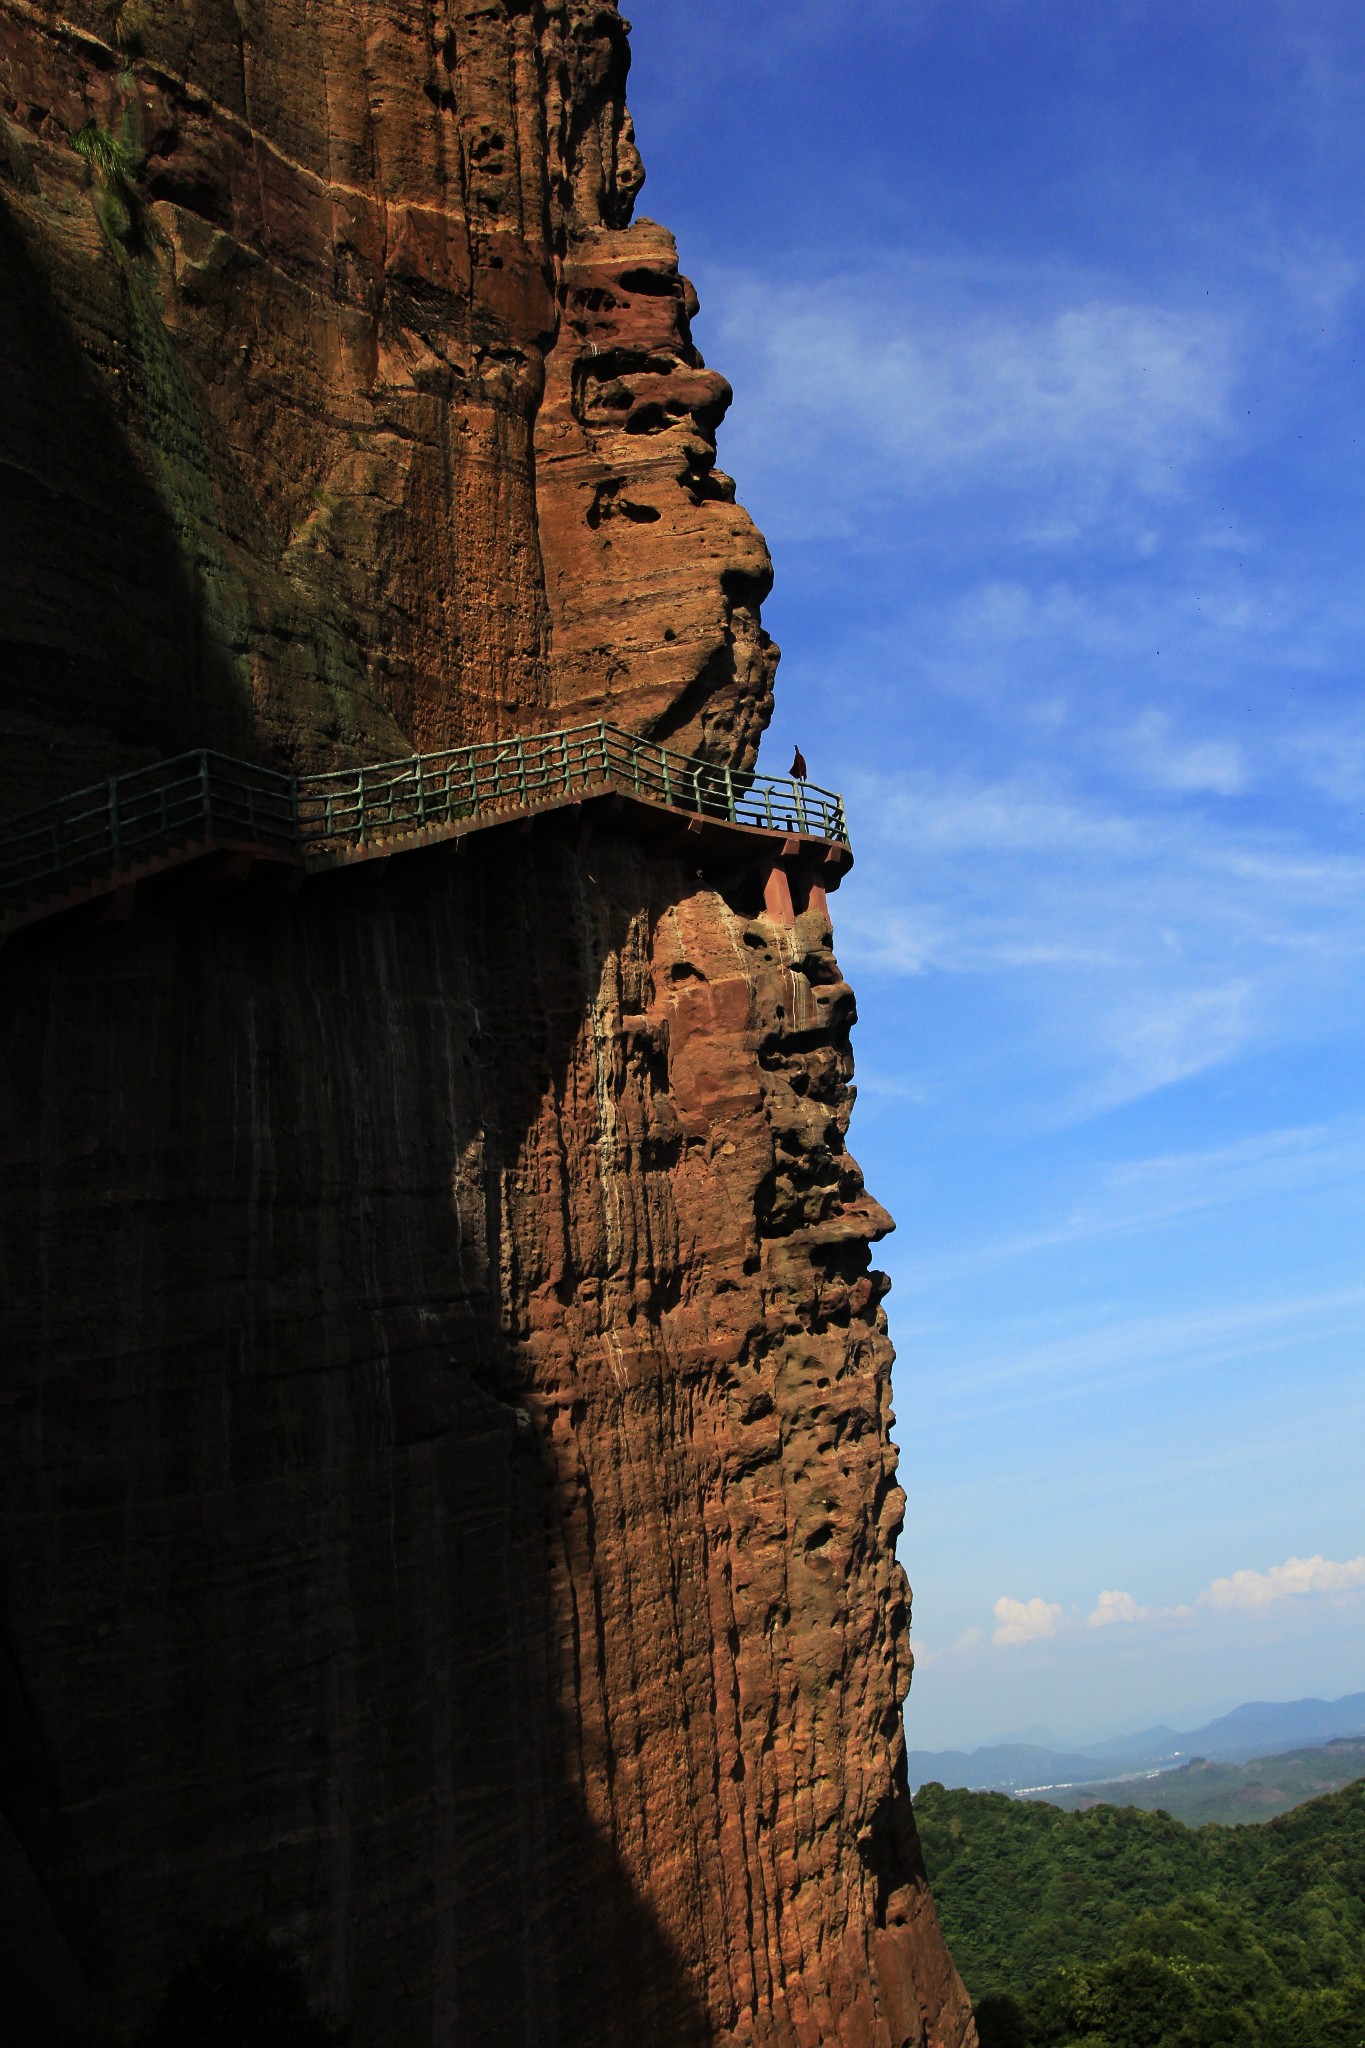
[626,0,1365,1748]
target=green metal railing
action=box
[0,751,299,906]
[298,721,846,848]
[0,719,848,911]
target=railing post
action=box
[794,779,808,836]
[290,774,301,851]
[561,727,571,795]
[723,765,735,822]
[661,745,673,807]
[415,757,426,827]
[200,753,212,838]
[108,777,122,868]
[598,719,609,778]
[515,736,527,805]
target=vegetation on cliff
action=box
[916,1776,1365,2046]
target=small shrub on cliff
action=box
[68,119,137,188]
[68,117,143,242]
[104,0,153,56]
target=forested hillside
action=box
[917,1777,1365,2046]
[1033,1739,1365,1826]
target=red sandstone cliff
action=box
[0,0,771,800]
[0,2,975,2042]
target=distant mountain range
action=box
[1029,1737,1365,1826]
[906,1690,1365,1794]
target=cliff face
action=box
[0,2,973,2043]
[0,0,770,806]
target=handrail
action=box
[0,750,298,903]
[0,721,849,910]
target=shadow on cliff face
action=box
[0,188,252,811]
[0,826,711,2046]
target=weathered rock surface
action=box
[0,0,974,2042]
[0,0,771,808]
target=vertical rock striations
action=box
[0,0,770,804]
[0,1,975,2042]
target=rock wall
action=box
[0,0,770,810]
[0,0,974,2042]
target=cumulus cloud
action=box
[1087,1588,1195,1629]
[975,1553,1365,1658]
[1202,1554,1365,1610]
[1081,1555,1365,1634]
[992,1596,1065,1646]
[1088,1589,1151,1628]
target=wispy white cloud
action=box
[709,267,1237,545]
[837,755,1365,1118]
[1100,1117,1365,1222]
[649,1,1365,1753]
[913,1624,983,1669]
[886,1120,1365,1297]
[1100,982,1256,1103]
[1248,235,1360,329]
[1123,708,1249,797]
[916,1286,1365,1417]
[858,564,1365,768]
[1290,704,1365,807]
[722,255,1365,1135]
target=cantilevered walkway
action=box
[0,720,851,942]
